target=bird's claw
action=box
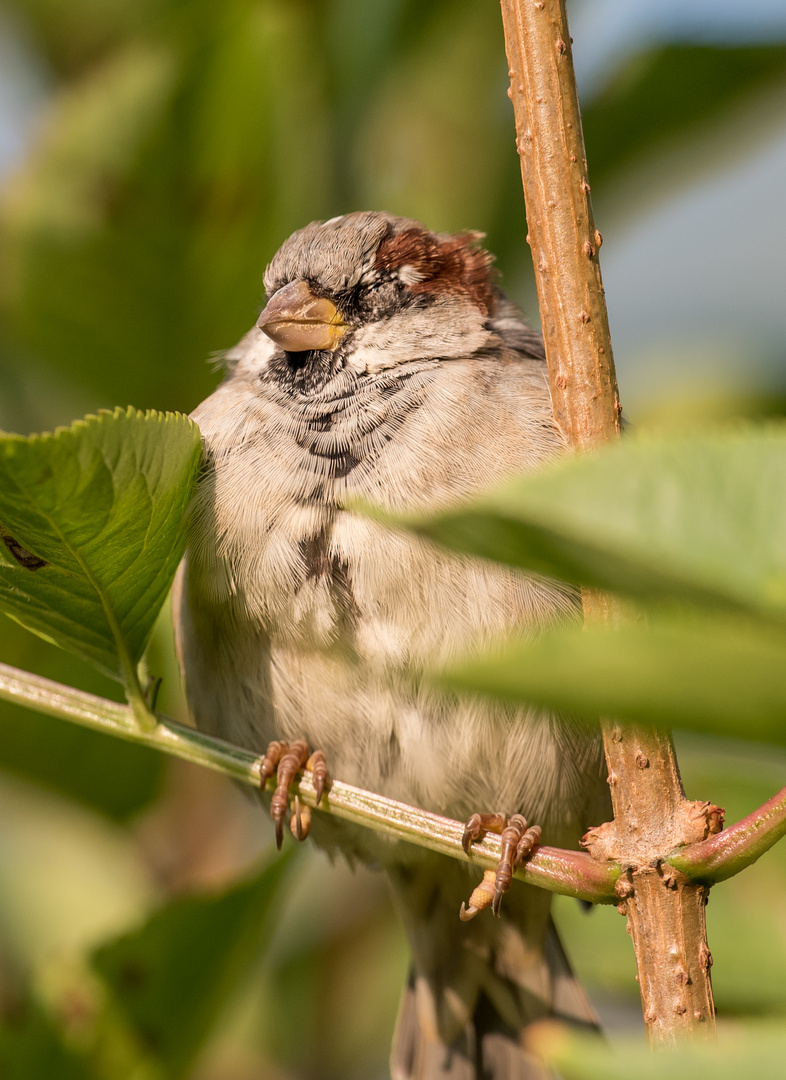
[289,794,312,842]
[259,739,329,849]
[459,869,497,922]
[308,749,328,806]
[460,812,541,920]
[462,812,508,855]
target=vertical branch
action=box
[499,0,716,1043]
[500,0,619,446]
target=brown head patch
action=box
[374,228,496,316]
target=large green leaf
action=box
[92,854,291,1079]
[539,1021,786,1080]
[405,428,786,624]
[0,1001,96,1080]
[0,409,202,686]
[436,611,786,745]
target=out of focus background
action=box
[1,1,786,1077]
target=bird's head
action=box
[256,211,499,376]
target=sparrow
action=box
[173,211,610,1079]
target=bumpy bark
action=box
[499,0,716,1041]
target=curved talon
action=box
[307,750,328,806]
[460,869,497,922]
[290,795,312,841]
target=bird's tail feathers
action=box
[389,903,599,1080]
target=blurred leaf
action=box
[436,611,786,744]
[404,428,786,624]
[4,10,786,437]
[0,611,163,820]
[0,0,166,76]
[0,45,174,244]
[537,1021,786,1080]
[0,771,154,972]
[0,1,337,421]
[353,1,511,235]
[583,45,786,192]
[92,854,291,1079]
[0,409,202,686]
[0,999,95,1080]
[0,700,162,821]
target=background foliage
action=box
[1,1,786,1077]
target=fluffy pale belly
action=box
[177,575,603,859]
[175,500,606,862]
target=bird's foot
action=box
[459,812,541,920]
[258,739,329,850]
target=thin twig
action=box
[4,658,784,898]
[0,660,618,904]
[669,787,786,885]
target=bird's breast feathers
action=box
[183,336,574,667]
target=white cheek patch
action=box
[398,264,426,285]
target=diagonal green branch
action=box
[0,659,616,904]
[2,658,783,897]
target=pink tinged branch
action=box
[668,787,786,885]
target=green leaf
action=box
[0,409,202,689]
[538,1021,786,1080]
[405,427,786,624]
[436,611,786,745]
[92,853,291,1079]
[0,611,164,819]
[0,1000,96,1080]
[0,697,163,821]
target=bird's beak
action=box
[257,280,350,352]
